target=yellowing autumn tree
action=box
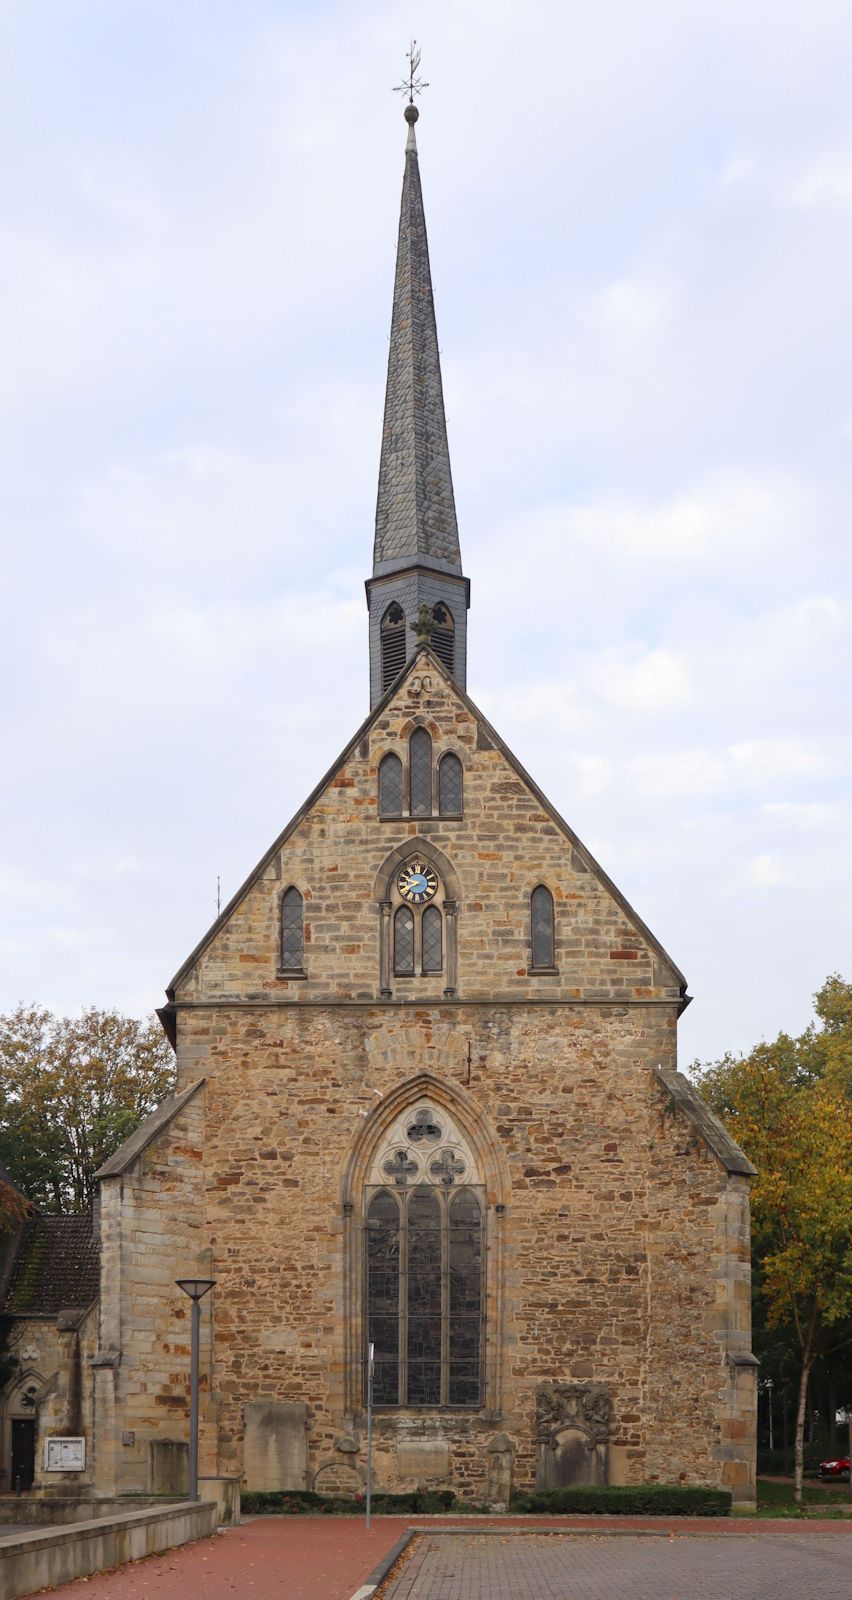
[694,976,852,1503]
[0,1005,174,1214]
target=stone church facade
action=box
[2,104,757,1507]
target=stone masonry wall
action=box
[134,657,755,1502]
[175,659,682,1013]
[166,1000,752,1500]
[96,1093,210,1495]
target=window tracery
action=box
[364,1102,483,1410]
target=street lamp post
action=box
[766,1376,774,1453]
[176,1278,215,1501]
[366,1342,375,1532]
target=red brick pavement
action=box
[34,1513,852,1600]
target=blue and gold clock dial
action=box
[397,861,439,905]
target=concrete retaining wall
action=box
[0,1499,217,1600]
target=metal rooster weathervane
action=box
[393,40,429,104]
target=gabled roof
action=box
[164,646,687,1003]
[4,1213,99,1318]
[95,1078,205,1178]
[652,1066,757,1177]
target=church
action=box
[2,103,757,1509]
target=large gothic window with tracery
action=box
[365,1103,484,1409]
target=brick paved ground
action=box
[39,1517,413,1600]
[380,1529,852,1600]
[31,1515,852,1600]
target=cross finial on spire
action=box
[393,40,428,106]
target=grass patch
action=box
[756,1478,852,1518]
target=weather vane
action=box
[393,40,429,105]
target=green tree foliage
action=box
[0,1006,175,1214]
[693,975,852,1503]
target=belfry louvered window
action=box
[381,603,407,693]
[409,728,432,816]
[394,906,415,975]
[530,884,555,969]
[378,753,403,816]
[280,887,304,971]
[438,753,463,816]
[430,604,455,675]
[366,1178,483,1408]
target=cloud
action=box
[591,648,693,713]
[748,854,789,888]
[789,144,852,208]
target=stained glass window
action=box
[381,603,407,693]
[421,906,443,973]
[367,1190,400,1405]
[449,1191,482,1406]
[438,753,463,816]
[409,728,432,816]
[394,906,414,975]
[365,1180,483,1409]
[280,887,304,970]
[531,884,555,969]
[378,753,403,816]
[407,1189,442,1406]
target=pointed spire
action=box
[373,104,461,574]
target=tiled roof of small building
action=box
[4,1213,99,1317]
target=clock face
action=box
[397,861,439,905]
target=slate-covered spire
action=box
[367,103,469,709]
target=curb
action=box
[347,1528,418,1600]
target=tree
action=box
[693,976,852,1504]
[0,1006,175,1214]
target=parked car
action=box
[818,1455,850,1480]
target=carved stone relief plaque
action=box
[535,1382,611,1490]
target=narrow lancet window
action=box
[438,753,463,816]
[378,752,403,816]
[394,906,415,974]
[409,727,432,816]
[421,905,443,974]
[381,603,407,693]
[530,885,555,969]
[449,1190,482,1406]
[366,1190,400,1405]
[430,604,455,675]
[407,1188,442,1406]
[280,887,304,971]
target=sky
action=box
[1,0,851,1064]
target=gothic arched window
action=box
[394,906,415,975]
[409,728,432,817]
[378,752,403,816]
[530,884,555,970]
[438,752,463,816]
[365,1104,484,1409]
[430,604,455,675]
[380,603,407,693]
[280,887,304,972]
